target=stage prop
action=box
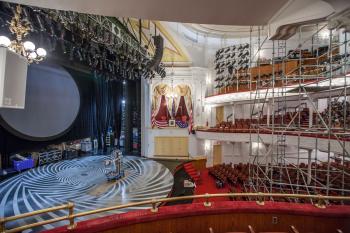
[152,84,192,129]
[11,154,34,172]
[105,149,124,181]
[0,64,80,141]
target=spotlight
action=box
[76,48,83,61]
[0,36,11,47]
[121,99,126,104]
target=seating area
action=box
[200,104,350,141]
[209,163,248,187]
[208,161,350,203]
[320,100,350,128]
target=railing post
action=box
[314,195,326,209]
[256,192,265,206]
[204,193,211,207]
[0,218,5,233]
[67,202,77,230]
[150,200,158,213]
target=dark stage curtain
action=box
[0,66,123,168]
[123,79,141,154]
[93,71,123,148]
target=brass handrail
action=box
[1,193,350,233]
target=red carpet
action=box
[194,169,230,202]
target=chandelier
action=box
[0,5,47,63]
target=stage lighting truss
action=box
[47,11,165,79]
[0,5,46,63]
[0,2,165,80]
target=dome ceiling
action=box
[184,24,268,38]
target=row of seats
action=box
[208,161,350,203]
[320,100,350,128]
[208,163,249,187]
[201,106,350,140]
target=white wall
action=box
[144,128,199,158]
[142,67,209,158]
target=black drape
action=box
[93,71,123,147]
[123,79,141,154]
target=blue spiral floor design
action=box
[0,155,174,232]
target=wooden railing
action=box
[1,193,350,233]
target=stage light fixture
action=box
[0,5,47,64]
[0,36,11,47]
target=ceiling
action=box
[184,24,268,38]
[4,0,289,25]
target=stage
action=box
[0,155,174,232]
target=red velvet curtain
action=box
[175,96,189,121]
[155,95,171,121]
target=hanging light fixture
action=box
[0,5,47,63]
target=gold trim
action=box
[2,193,350,233]
[128,19,190,63]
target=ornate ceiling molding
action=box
[127,19,191,65]
[184,24,268,38]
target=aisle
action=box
[194,169,230,202]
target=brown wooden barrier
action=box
[43,201,350,233]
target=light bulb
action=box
[28,52,37,59]
[0,36,11,47]
[36,48,47,57]
[23,41,35,51]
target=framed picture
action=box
[169,119,175,127]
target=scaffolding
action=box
[248,24,350,203]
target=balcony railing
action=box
[1,193,350,233]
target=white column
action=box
[141,78,150,157]
[211,106,216,126]
[309,105,313,128]
[339,29,346,55]
[232,104,235,124]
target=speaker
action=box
[0,47,28,109]
[147,35,164,71]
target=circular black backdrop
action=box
[0,64,80,141]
